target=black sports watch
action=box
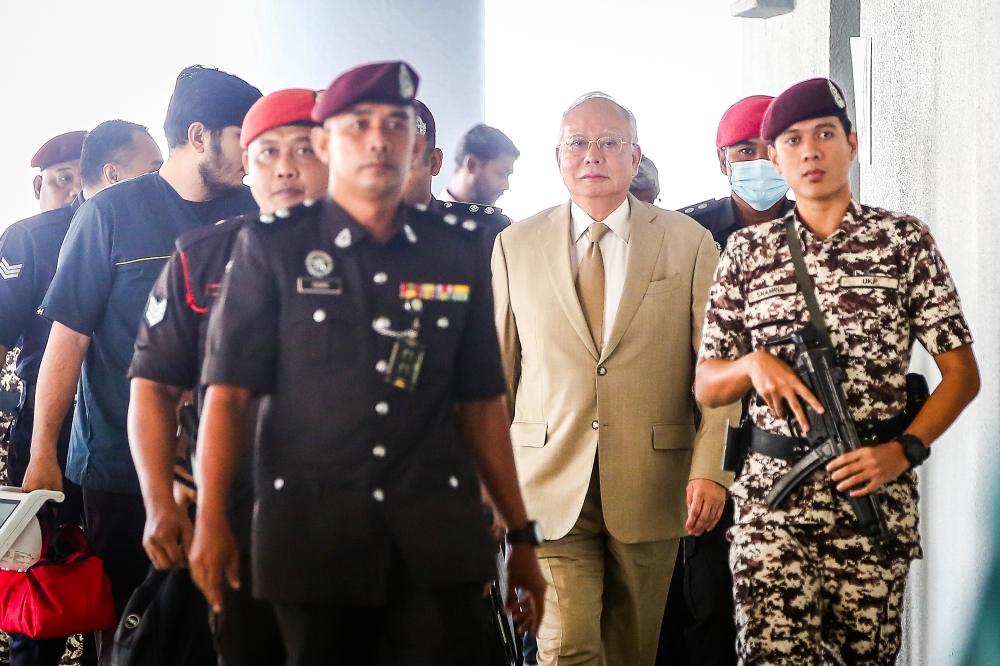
[896,434,930,468]
[506,520,544,547]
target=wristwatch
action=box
[506,520,544,547]
[896,434,930,468]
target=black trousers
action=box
[211,492,286,666]
[5,405,96,666]
[272,552,490,666]
[82,488,151,666]
[656,500,737,666]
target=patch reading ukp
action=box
[748,283,797,304]
[841,275,899,290]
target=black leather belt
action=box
[751,414,909,464]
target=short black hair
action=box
[412,100,437,162]
[80,120,150,187]
[163,65,262,149]
[454,123,519,167]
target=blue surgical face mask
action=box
[729,159,789,212]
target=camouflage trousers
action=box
[729,521,910,666]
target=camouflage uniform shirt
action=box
[699,200,972,561]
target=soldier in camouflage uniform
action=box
[695,78,980,665]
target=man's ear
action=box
[429,148,444,177]
[464,154,480,174]
[631,144,642,177]
[311,126,331,164]
[33,174,42,199]
[102,163,120,185]
[768,144,782,174]
[188,122,207,154]
[717,148,729,177]
[848,131,859,162]
[242,149,250,174]
[555,144,562,168]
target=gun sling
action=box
[750,412,912,464]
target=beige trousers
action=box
[535,470,679,666]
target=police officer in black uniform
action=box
[403,99,512,259]
[658,95,793,666]
[0,119,162,666]
[128,88,327,666]
[188,62,546,666]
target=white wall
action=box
[0,0,485,229]
[741,2,1000,664]
[485,0,742,221]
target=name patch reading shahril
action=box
[748,283,797,304]
[399,283,470,302]
[841,276,899,289]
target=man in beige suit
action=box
[492,93,735,666]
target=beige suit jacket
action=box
[492,194,736,543]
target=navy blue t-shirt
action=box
[40,173,255,493]
[0,195,82,384]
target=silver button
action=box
[462,220,478,231]
[275,208,290,218]
[437,317,449,328]
[373,445,387,458]
[405,299,423,313]
[376,401,389,415]
[313,309,326,322]
[698,203,708,209]
[591,420,599,430]
[374,316,391,330]
[597,366,607,376]
[373,272,388,284]
[259,213,275,224]
[443,214,458,225]
[373,488,385,502]
[684,207,695,213]
[376,360,388,373]
[273,478,285,490]
[449,476,460,488]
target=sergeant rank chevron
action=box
[144,294,167,327]
[0,257,23,279]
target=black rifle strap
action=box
[784,218,835,350]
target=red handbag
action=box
[0,522,116,639]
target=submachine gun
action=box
[762,324,899,558]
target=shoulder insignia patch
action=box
[144,294,167,327]
[0,257,23,279]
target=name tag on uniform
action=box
[841,275,898,290]
[384,338,426,391]
[748,283,797,304]
[297,276,343,295]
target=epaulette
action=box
[415,202,487,235]
[427,200,512,233]
[678,198,724,218]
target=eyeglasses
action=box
[560,136,633,155]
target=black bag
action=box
[110,566,216,666]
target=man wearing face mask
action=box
[658,96,792,666]
[680,96,793,255]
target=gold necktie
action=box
[577,222,610,348]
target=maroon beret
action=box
[312,61,419,123]
[241,88,319,148]
[31,130,87,170]
[761,78,849,141]
[716,95,774,149]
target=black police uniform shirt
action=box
[128,208,262,530]
[427,196,511,259]
[679,196,795,252]
[202,197,504,605]
[39,173,255,494]
[0,194,83,386]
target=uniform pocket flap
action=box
[510,421,547,448]
[652,423,696,450]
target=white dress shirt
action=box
[570,197,631,350]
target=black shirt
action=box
[0,195,82,385]
[679,196,795,252]
[202,197,504,604]
[39,173,256,493]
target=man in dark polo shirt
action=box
[128,88,328,666]
[189,61,546,666]
[22,65,260,666]
[0,119,162,666]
